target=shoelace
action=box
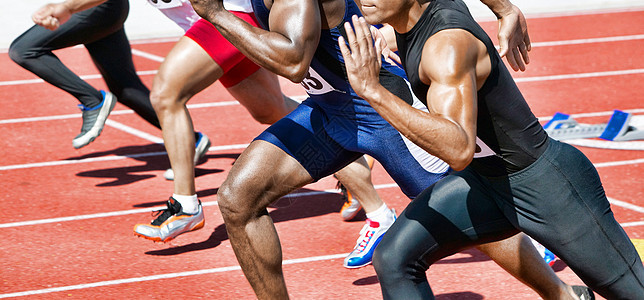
[150,199,181,226]
[354,219,380,253]
[335,181,352,205]
[77,101,102,111]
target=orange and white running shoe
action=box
[339,183,362,221]
[134,197,204,242]
[339,155,375,221]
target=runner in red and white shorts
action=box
[134,0,391,245]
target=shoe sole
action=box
[343,261,372,269]
[73,92,117,149]
[133,219,205,243]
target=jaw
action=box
[359,3,388,26]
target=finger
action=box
[519,43,530,65]
[505,48,519,71]
[351,15,370,58]
[358,17,375,57]
[338,35,353,65]
[512,48,525,71]
[523,31,532,51]
[382,47,396,66]
[374,37,387,68]
[343,18,359,55]
[389,50,402,65]
[497,35,509,58]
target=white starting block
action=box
[544,110,644,141]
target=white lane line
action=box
[0,253,348,299]
[514,68,644,83]
[131,49,164,62]
[608,197,644,214]
[105,119,163,144]
[0,184,398,229]
[594,158,644,168]
[0,101,243,124]
[0,70,158,86]
[622,221,644,228]
[0,98,307,125]
[0,144,249,171]
[530,34,644,47]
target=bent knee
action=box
[216,180,257,226]
[149,85,186,113]
[247,105,286,124]
[373,246,407,284]
[8,42,31,66]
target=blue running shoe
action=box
[72,90,116,149]
[530,237,557,267]
[344,212,395,269]
[543,247,557,267]
[163,132,211,180]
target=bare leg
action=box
[217,140,314,299]
[229,71,384,216]
[477,234,578,300]
[151,36,223,196]
[333,155,384,214]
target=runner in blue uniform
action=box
[190,0,591,298]
[339,0,644,298]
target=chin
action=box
[361,10,381,24]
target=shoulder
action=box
[420,29,484,83]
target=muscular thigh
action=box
[227,67,287,123]
[381,168,518,264]
[223,140,315,210]
[153,36,223,99]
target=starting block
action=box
[544,110,644,141]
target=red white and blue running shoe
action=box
[343,211,395,269]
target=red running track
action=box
[0,9,643,300]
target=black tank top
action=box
[396,0,548,176]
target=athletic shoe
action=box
[571,286,595,300]
[163,132,211,181]
[343,211,395,268]
[193,132,211,164]
[338,182,362,221]
[543,247,557,267]
[72,90,117,149]
[133,197,205,242]
[530,238,557,267]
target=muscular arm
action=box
[340,17,486,171]
[190,0,321,82]
[32,0,107,30]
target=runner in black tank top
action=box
[340,0,644,298]
[396,0,548,176]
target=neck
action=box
[389,1,429,34]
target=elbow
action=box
[282,64,309,83]
[447,149,474,171]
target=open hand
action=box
[338,15,383,98]
[496,4,531,71]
